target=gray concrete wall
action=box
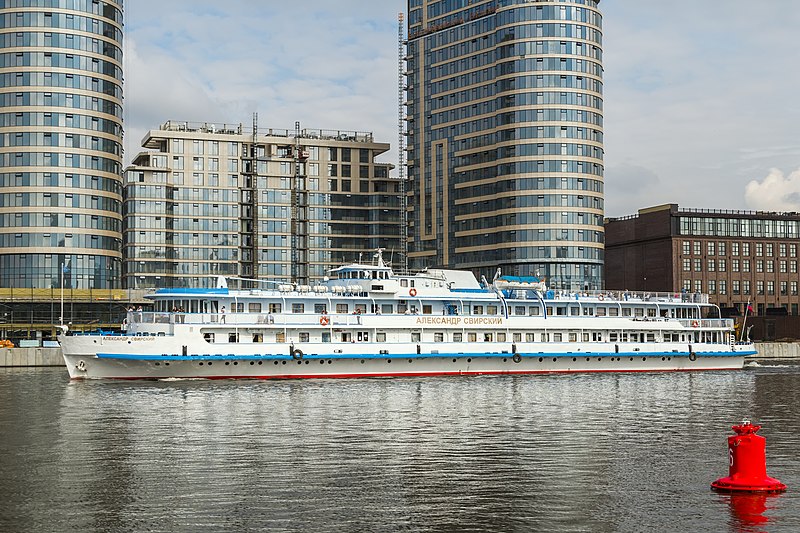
[1,348,63,367]
[1,344,797,367]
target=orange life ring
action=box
[409,288,417,297]
[319,315,329,326]
[691,320,699,328]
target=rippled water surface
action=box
[1,365,799,532]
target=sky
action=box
[124,0,800,218]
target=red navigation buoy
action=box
[711,420,786,493]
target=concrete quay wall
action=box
[1,344,798,367]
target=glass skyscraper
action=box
[406,0,604,289]
[0,1,124,289]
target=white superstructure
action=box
[59,250,754,380]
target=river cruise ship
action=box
[60,250,754,379]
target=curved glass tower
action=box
[0,1,124,289]
[407,0,604,289]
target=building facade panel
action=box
[124,122,399,289]
[406,0,604,289]
[0,0,124,289]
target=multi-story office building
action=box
[405,0,604,289]
[605,204,800,317]
[0,1,124,289]
[124,121,399,289]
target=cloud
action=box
[744,168,800,212]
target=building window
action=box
[732,280,740,295]
[756,260,763,273]
[732,242,739,256]
[693,259,702,272]
[693,241,701,255]
[743,280,751,295]
[707,259,715,272]
[732,259,739,272]
[792,281,798,296]
[718,259,726,272]
[682,259,691,272]
[707,242,715,255]
[780,260,787,273]
[756,243,763,256]
[694,280,702,293]
[718,242,726,255]
[766,260,774,273]
[791,261,797,274]
[757,281,764,295]
[767,281,774,295]
[742,260,751,273]
[780,281,788,295]
[742,243,750,256]
[780,243,787,256]
[682,241,690,255]
[766,243,773,256]
[708,280,716,294]
[719,280,727,295]
[791,244,797,257]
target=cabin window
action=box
[547,307,555,316]
[314,303,327,314]
[529,307,540,316]
[249,303,261,313]
[570,307,579,316]
[422,305,432,314]
[252,333,263,343]
[513,333,522,343]
[411,331,421,342]
[541,333,550,342]
[609,332,618,342]
[468,332,477,342]
[556,307,566,316]
[203,332,215,343]
[634,308,644,317]
[484,333,493,342]
[376,332,386,342]
[355,304,367,314]
[269,303,281,313]
[342,332,351,342]
[292,303,305,314]
[609,308,619,316]
[233,303,244,313]
[487,305,498,315]
[400,279,408,287]
[621,333,629,342]
[582,333,590,342]
[453,332,463,342]
[276,332,286,343]
[553,333,563,342]
[514,306,526,316]
[336,303,348,314]
[497,332,507,342]
[473,305,483,315]
[322,332,331,343]
[398,303,408,313]
[622,308,632,317]
[381,304,393,314]
[592,332,603,342]
[526,333,535,342]
[569,333,578,342]
[228,333,239,343]
[646,333,656,342]
[596,307,606,316]
[357,332,369,342]
[434,332,444,342]
[299,332,310,342]
[583,307,593,316]
[647,308,657,317]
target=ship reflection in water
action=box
[0,365,799,532]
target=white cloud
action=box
[744,168,800,212]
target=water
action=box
[1,365,799,533]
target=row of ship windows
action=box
[682,279,799,297]
[682,258,799,274]
[0,171,121,193]
[0,90,122,117]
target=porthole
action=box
[258,361,263,365]
[297,361,302,365]
[165,362,170,366]
[208,362,212,366]
[305,360,309,364]
[586,357,590,362]
[225,362,230,366]
[274,361,279,365]
[630,357,634,361]
[199,362,204,366]
[328,360,332,364]
[662,357,666,361]
[408,359,413,363]
[503,358,508,362]
[452,358,457,363]
[387,359,392,363]
[467,358,472,363]
[282,361,286,365]
[552,358,557,362]
[233,361,238,366]
[597,357,601,362]
[642,357,647,361]
[361,360,365,364]
[320,360,325,365]
[572,357,577,362]
[538,357,543,362]
[155,362,160,366]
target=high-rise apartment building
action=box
[406,0,604,289]
[124,121,399,289]
[0,1,124,289]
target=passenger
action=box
[220,306,226,323]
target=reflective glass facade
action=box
[0,0,124,289]
[124,122,399,289]
[407,0,604,289]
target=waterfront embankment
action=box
[2,343,799,367]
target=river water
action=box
[1,365,799,533]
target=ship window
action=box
[422,305,432,314]
[468,332,477,342]
[541,333,550,342]
[634,308,644,317]
[487,306,497,315]
[381,304,393,314]
[228,333,239,343]
[252,333,263,343]
[556,307,566,316]
[473,305,483,315]
[398,303,408,313]
[411,331,421,342]
[529,307,540,316]
[484,333,493,342]
[336,303,348,313]
[322,332,331,343]
[610,332,618,342]
[583,307,594,316]
[453,332,463,342]
[609,308,619,316]
[582,333,590,342]
[553,333,563,342]
[401,279,408,287]
[526,333,535,342]
[570,333,579,342]
[647,308,657,317]
[592,332,603,342]
[292,303,305,313]
[341,332,351,342]
[269,303,281,313]
[513,333,522,343]
[314,303,327,314]
[570,307,580,316]
[622,308,632,317]
[596,307,606,316]
[355,304,367,314]
[647,333,656,342]
[497,332,506,342]
[376,332,386,342]
[547,307,555,315]
[249,303,261,313]
[276,332,285,343]
[299,332,309,342]
[203,333,215,343]
[434,332,444,342]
